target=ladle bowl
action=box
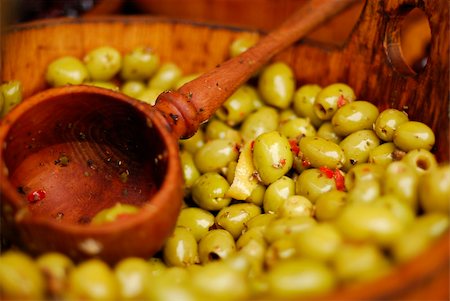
[0,0,357,262]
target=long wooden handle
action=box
[155,0,358,138]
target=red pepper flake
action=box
[116,213,134,220]
[319,166,334,178]
[302,159,311,168]
[333,169,346,191]
[337,95,347,108]
[272,159,286,169]
[250,140,255,151]
[289,139,299,155]
[27,189,46,203]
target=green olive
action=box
[66,259,119,300]
[332,243,391,283]
[45,56,89,87]
[244,213,278,233]
[246,184,266,206]
[180,150,201,190]
[229,36,257,57]
[176,207,215,241]
[0,251,45,300]
[346,179,380,204]
[383,161,419,209]
[316,121,342,144]
[114,257,153,300]
[136,87,163,105]
[258,62,295,109]
[278,109,297,123]
[216,86,255,126]
[240,107,279,142]
[266,258,336,299]
[263,176,295,214]
[418,164,450,213]
[293,84,323,127]
[265,238,297,268]
[121,80,146,98]
[264,216,316,243]
[401,148,438,175]
[205,118,242,144]
[0,80,22,117]
[331,100,379,136]
[91,202,139,224]
[191,172,231,211]
[344,162,384,191]
[180,129,205,154]
[216,203,262,239]
[174,73,200,89]
[163,226,199,267]
[393,121,435,151]
[84,46,122,81]
[198,229,236,264]
[194,139,239,173]
[120,46,160,81]
[295,223,343,262]
[374,108,409,141]
[340,129,380,170]
[84,81,119,91]
[299,136,345,169]
[148,62,182,91]
[252,131,293,185]
[314,190,347,222]
[277,195,314,218]
[335,202,404,247]
[295,168,337,203]
[278,117,316,139]
[36,252,74,296]
[314,83,356,120]
[373,194,415,227]
[368,142,396,167]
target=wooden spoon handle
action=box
[155,0,358,138]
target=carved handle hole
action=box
[385,7,431,76]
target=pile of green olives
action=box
[1,38,449,301]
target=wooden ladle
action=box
[0,0,357,262]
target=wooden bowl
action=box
[1,0,448,299]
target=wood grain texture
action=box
[0,0,449,298]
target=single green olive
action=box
[120,46,160,81]
[91,202,139,224]
[205,118,242,144]
[198,229,236,264]
[136,87,164,105]
[346,179,380,204]
[216,203,262,239]
[294,223,343,262]
[36,252,74,297]
[293,84,323,127]
[0,251,45,300]
[244,213,278,233]
[374,108,409,141]
[176,207,215,241]
[163,226,199,267]
[299,136,345,169]
[372,194,415,227]
[263,176,295,214]
[316,122,342,144]
[335,202,405,247]
[229,36,258,57]
[383,161,419,209]
[278,117,316,139]
[236,227,267,251]
[393,121,435,151]
[418,164,450,214]
[252,131,293,185]
[314,83,356,120]
[332,243,391,283]
[279,109,297,123]
[265,238,297,269]
[216,86,255,126]
[121,80,147,98]
[368,142,396,167]
[180,150,201,190]
[0,80,22,117]
[339,129,380,170]
[401,148,438,176]
[314,190,347,222]
[258,62,295,109]
[66,259,119,300]
[295,168,337,203]
[191,172,231,211]
[45,56,89,87]
[114,257,154,300]
[266,258,336,299]
[344,162,384,191]
[180,129,205,154]
[277,195,314,218]
[148,62,182,90]
[264,216,317,243]
[194,139,239,173]
[174,73,200,90]
[84,46,122,81]
[240,106,279,142]
[246,184,266,206]
[331,100,379,136]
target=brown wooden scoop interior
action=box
[0,0,357,262]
